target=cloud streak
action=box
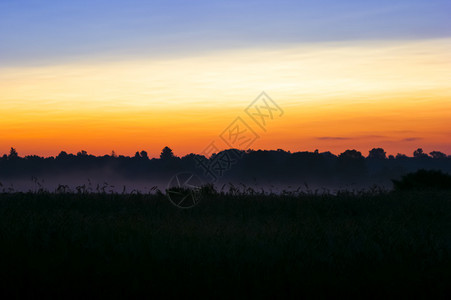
[402,137,422,142]
[317,137,351,141]
[317,135,387,141]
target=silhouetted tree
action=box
[8,147,18,159]
[413,148,429,158]
[77,150,88,157]
[160,147,175,160]
[339,149,364,160]
[337,149,366,179]
[368,148,386,159]
[321,151,337,159]
[140,151,149,160]
[57,151,68,159]
[396,153,408,159]
[430,151,446,159]
[133,150,149,160]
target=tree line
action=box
[1,146,450,188]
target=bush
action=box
[392,169,451,191]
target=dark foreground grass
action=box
[1,191,451,298]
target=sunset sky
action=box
[1,0,450,158]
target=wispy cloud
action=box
[317,137,351,141]
[402,137,422,142]
[317,135,386,141]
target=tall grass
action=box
[0,190,451,298]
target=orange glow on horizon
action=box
[1,38,450,157]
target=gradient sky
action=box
[1,0,450,158]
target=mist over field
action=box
[1,148,450,194]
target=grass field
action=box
[1,190,451,298]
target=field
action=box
[1,190,451,298]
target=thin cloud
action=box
[317,135,386,141]
[402,137,422,142]
[317,137,351,140]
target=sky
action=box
[1,0,450,158]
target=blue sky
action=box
[1,0,450,66]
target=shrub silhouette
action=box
[392,169,451,191]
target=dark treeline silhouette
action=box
[0,147,450,190]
